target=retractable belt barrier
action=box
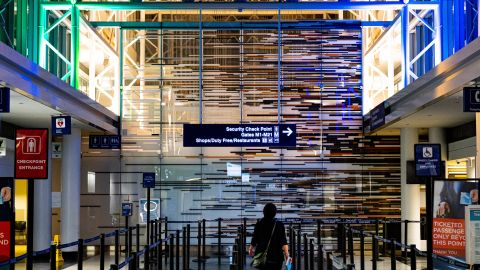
[0,217,476,270]
[0,225,137,267]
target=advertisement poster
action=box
[15,129,49,179]
[0,178,13,262]
[433,180,479,268]
[139,198,160,224]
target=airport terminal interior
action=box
[0,0,479,269]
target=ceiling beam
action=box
[41,1,439,11]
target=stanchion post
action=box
[78,238,84,270]
[403,220,409,260]
[317,220,322,270]
[390,239,396,270]
[309,239,314,270]
[128,226,133,257]
[237,226,243,270]
[288,225,293,258]
[129,252,137,270]
[187,224,191,269]
[319,244,324,270]
[202,219,206,260]
[110,264,118,270]
[50,244,56,270]
[382,220,387,256]
[115,229,120,266]
[125,215,129,255]
[360,230,365,270]
[372,235,377,270]
[348,227,354,265]
[165,217,169,260]
[410,244,416,270]
[303,233,308,270]
[136,224,140,253]
[336,223,343,253]
[234,238,240,269]
[243,217,247,265]
[197,221,201,263]
[176,230,180,270]
[182,227,187,270]
[292,227,296,270]
[342,226,347,265]
[169,234,174,270]
[296,229,301,270]
[145,245,150,270]
[100,233,105,270]
[158,238,163,270]
[218,218,222,265]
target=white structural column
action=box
[33,130,52,251]
[401,128,421,247]
[60,128,81,251]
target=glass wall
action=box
[81,19,401,238]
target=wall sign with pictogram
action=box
[15,129,49,179]
[52,116,71,136]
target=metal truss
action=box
[0,0,14,48]
[38,4,121,115]
[34,0,480,117]
[363,2,442,113]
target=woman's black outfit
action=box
[251,218,287,270]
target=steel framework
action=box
[0,0,477,116]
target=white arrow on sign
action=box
[282,127,293,136]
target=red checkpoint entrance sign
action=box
[15,129,48,179]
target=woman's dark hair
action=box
[263,203,277,219]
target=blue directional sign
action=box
[52,116,71,136]
[143,173,155,188]
[89,135,121,149]
[414,144,441,177]
[370,102,385,131]
[183,124,296,147]
[121,203,133,217]
[0,87,10,113]
[463,87,480,112]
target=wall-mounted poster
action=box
[139,198,160,224]
[433,179,479,268]
[0,178,13,262]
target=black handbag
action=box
[251,222,277,268]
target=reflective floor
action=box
[7,253,427,270]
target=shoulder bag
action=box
[251,221,277,268]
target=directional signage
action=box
[0,137,5,157]
[89,135,121,149]
[414,144,441,177]
[15,129,49,179]
[121,203,133,217]
[52,142,62,159]
[370,102,385,131]
[52,116,71,136]
[463,87,480,112]
[183,124,296,147]
[143,173,155,188]
[0,87,10,113]
[139,198,160,224]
